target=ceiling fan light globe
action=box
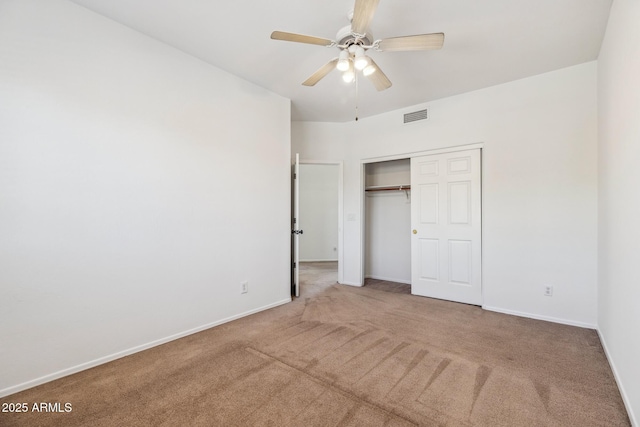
[336,50,350,71]
[342,70,355,83]
[337,59,350,71]
[355,55,369,70]
[363,64,376,76]
[353,46,367,70]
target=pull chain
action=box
[355,71,359,122]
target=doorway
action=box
[299,164,340,263]
[293,160,343,297]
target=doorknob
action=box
[412,230,417,234]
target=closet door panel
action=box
[410,149,482,305]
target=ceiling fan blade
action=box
[364,58,392,91]
[271,31,334,47]
[351,0,380,35]
[377,33,445,52]
[302,58,339,86]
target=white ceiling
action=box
[69,0,612,123]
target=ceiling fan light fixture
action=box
[342,70,355,83]
[336,50,350,71]
[354,47,368,70]
[272,0,444,94]
[337,60,350,72]
[342,63,355,83]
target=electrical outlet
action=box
[241,281,248,294]
[544,285,553,297]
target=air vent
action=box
[403,108,429,124]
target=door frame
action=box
[359,142,484,291]
[297,159,345,285]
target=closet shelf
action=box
[365,185,411,192]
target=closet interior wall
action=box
[364,159,412,284]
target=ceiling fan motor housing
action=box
[336,24,373,48]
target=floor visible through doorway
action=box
[299,262,411,295]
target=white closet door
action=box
[410,149,482,305]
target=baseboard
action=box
[597,328,637,426]
[365,275,411,285]
[482,305,597,329]
[300,259,338,262]
[0,297,292,398]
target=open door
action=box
[410,149,482,305]
[292,153,301,297]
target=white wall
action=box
[299,164,339,261]
[598,0,640,423]
[293,61,598,327]
[0,0,291,396]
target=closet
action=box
[364,148,482,305]
[364,158,411,284]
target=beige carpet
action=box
[0,262,630,426]
[364,277,412,294]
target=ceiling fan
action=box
[270,0,444,91]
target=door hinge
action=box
[294,173,297,179]
[293,262,296,268]
[293,218,296,224]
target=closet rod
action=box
[365,185,411,192]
